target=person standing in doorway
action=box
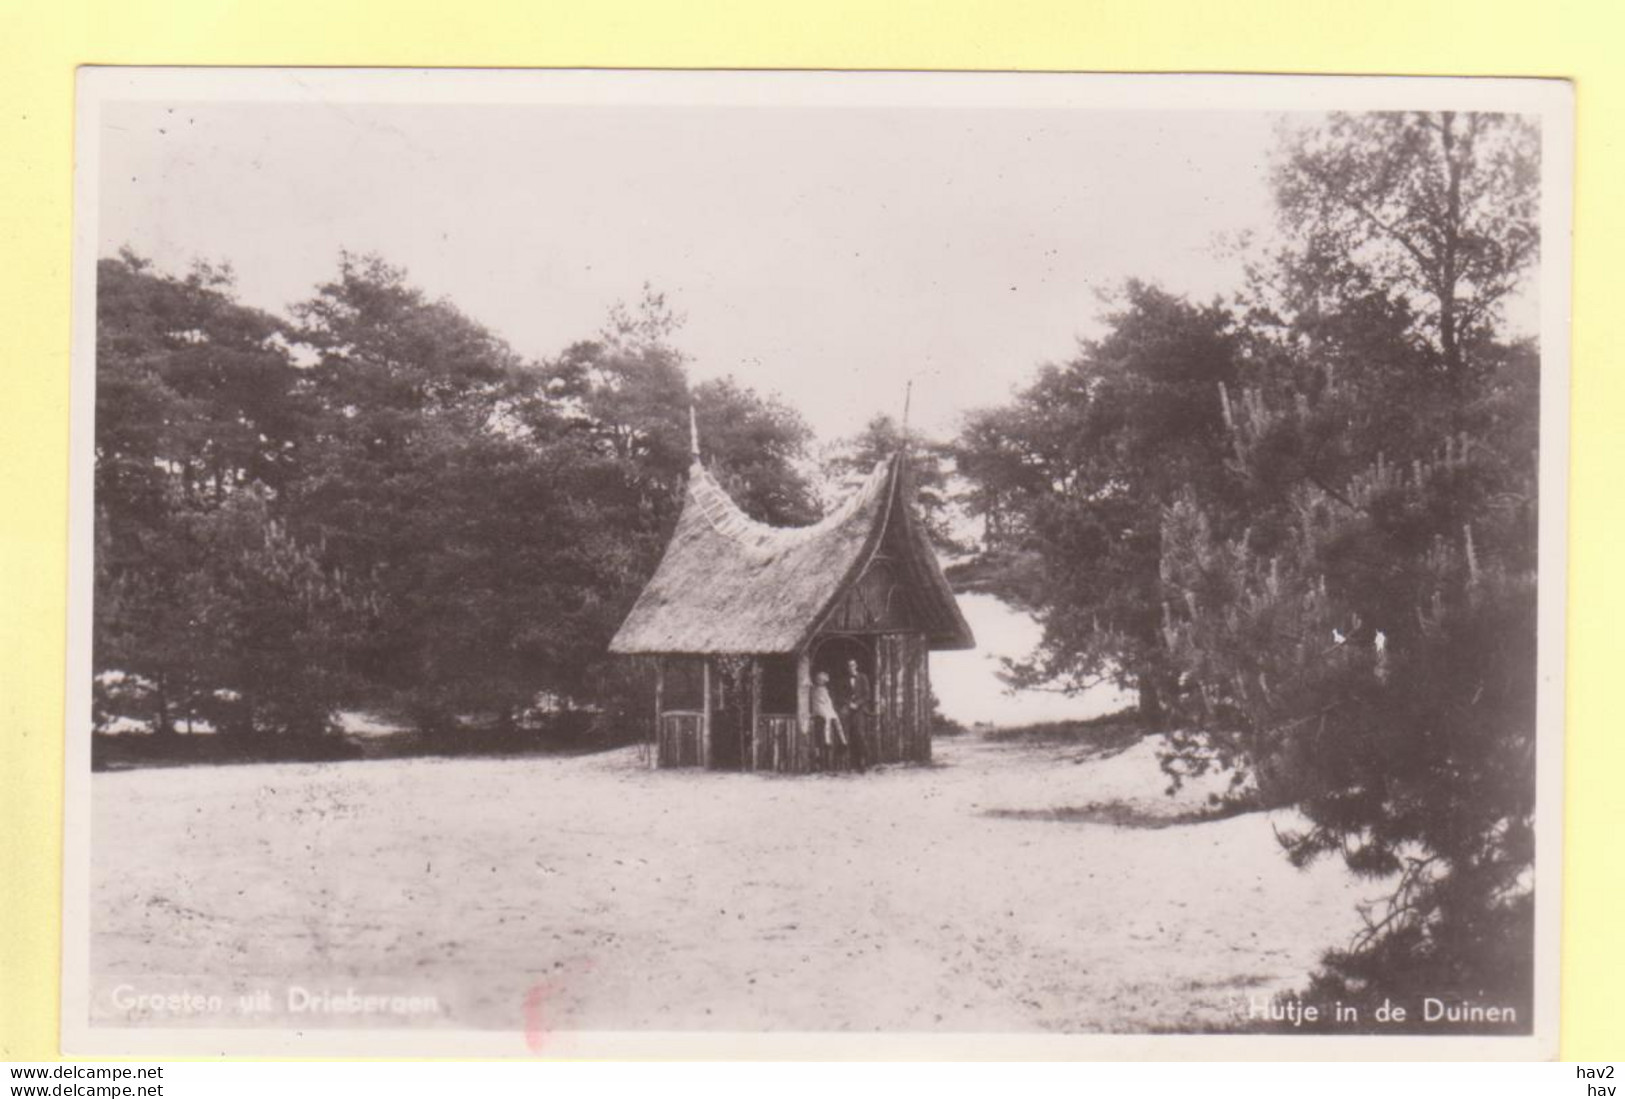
[810,670,846,772]
[838,657,874,773]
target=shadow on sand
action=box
[982,800,1256,830]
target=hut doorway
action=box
[709,657,752,771]
[811,635,878,771]
[812,634,874,685]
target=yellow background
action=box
[1,0,1618,1061]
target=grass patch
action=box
[91,715,626,772]
[983,799,1255,829]
[981,710,1148,761]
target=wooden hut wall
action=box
[653,641,929,772]
[913,635,932,762]
[871,633,931,764]
[750,654,801,772]
[654,655,707,767]
[657,710,704,766]
[653,654,807,772]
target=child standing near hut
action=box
[810,671,846,771]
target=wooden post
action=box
[652,657,664,769]
[884,634,897,764]
[700,657,712,769]
[907,636,920,761]
[749,657,761,772]
[795,648,811,773]
[921,643,932,763]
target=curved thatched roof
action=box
[609,452,974,655]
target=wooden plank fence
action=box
[657,711,704,767]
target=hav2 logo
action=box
[1578,1066,1618,1096]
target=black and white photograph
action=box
[61,69,1571,1058]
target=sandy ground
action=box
[90,731,1379,1035]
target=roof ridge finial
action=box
[689,404,701,465]
[900,378,913,455]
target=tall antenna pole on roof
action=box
[689,404,700,464]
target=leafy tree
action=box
[94,252,324,736]
[93,500,213,737]
[277,266,820,735]
[543,336,691,515]
[294,251,521,425]
[823,413,965,552]
[544,291,818,529]
[1160,390,1537,1022]
[694,377,819,525]
[955,283,1244,718]
[1269,111,1539,379]
[950,109,1542,1017]
[284,255,558,730]
[186,490,374,737]
[97,250,311,511]
[1155,110,1542,1020]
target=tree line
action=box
[951,110,1541,1023]
[96,109,1542,1015]
[95,258,835,746]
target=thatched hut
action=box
[608,442,974,772]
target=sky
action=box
[98,95,1283,442]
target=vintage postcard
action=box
[61,68,1572,1058]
